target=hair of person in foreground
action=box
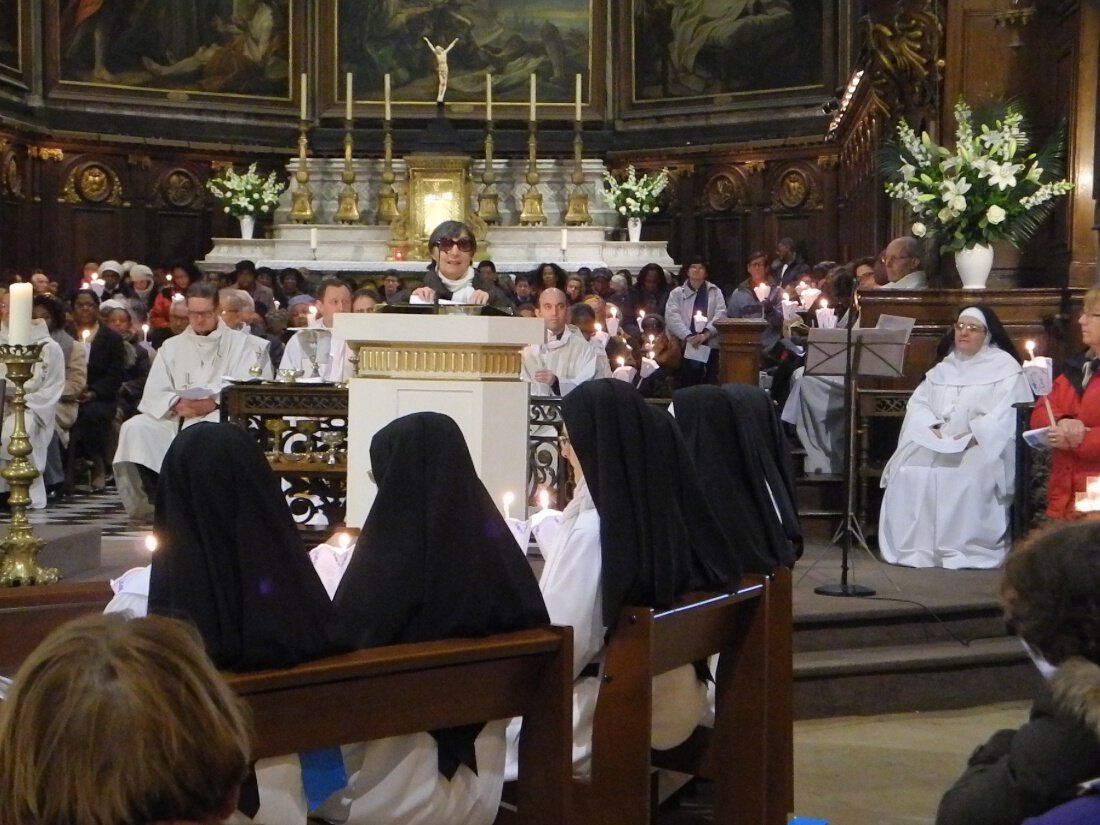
[0,613,251,825]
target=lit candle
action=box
[606,316,620,336]
[486,73,492,121]
[609,306,618,318]
[816,300,837,329]
[575,73,582,121]
[637,309,646,329]
[753,282,771,303]
[81,327,90,357]
[345,72,353,121]
[595,322,602,333]
[309,228,318,250]
[560,228,568,252]
[7,283,31,346]
[384,73,391,121]
[617,356,625,367]
[335,531,352,551]
[529,73,536,121]
[144,534,157,553]
[166,272,172,283]
[274,300,280,310]
[140,323,149,342]
[300,72,307,120]
[538,488,550,511]
[502,490,515,519]
[308,306,317,321]
[693,310,707,329]
[1026,340,1036,360]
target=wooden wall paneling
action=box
[698,214,747,293]
[1064,1,1099,286]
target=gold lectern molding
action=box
[353,343,523,381]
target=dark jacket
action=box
[937,658,1100,825]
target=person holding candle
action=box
[406,221,511,309]
[568,302,613,378]
[637,313,682,398]
[0,288,65,509]
[633,262,671,317]
[1029,288,1100,519]
[148,260,203,330]
[32,294,86,500]
[726,250,783,355]
[665,257,726,387]
[879,305,1032,568]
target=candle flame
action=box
[335,531,352,550]
[141,323,149,333]
[502,491,515,507]
[1026,340,1036,357]
[617,356,625,367]
[166,273,173,282]
[610,307,618,317]
[821,300,828,309]
[81,329,90,342]
[144,534,158,553]
[595,323,602,332]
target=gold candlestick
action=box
[477,120,500,224]
[334,121,361,224]
[289,119,315,224]
[0,343,56,586]
[519,120,545,225]
[564,122,591,225]
[377,121,400,225]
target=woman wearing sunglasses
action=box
[878,305,1032,569]
[410,221,512,309]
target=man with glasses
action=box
[113,282,272,521]
[878,236,927,289]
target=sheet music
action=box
[805,314,914,378]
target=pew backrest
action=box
[0,581,112,672]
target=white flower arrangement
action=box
[206,163,287,219]
[883,100,1074,253]
[601,165,670,219]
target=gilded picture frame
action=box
[322,0,607,118]
[44,0,307,113]
[619,0,833,117]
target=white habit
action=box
[0,320,64,509]
[113,322,272,520]
[520,327,598,397]
[781,368,846,475]
[878,344,1032,568]
[505,479,708,779]
[280,320,353,382]
[105,550,506,825]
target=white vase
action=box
[627,217,643,243]
[239,215,256,239]
[955,243,994,290]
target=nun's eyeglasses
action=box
[954,322,986,333]
[436,237,474,253]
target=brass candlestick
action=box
[477,120,500,224]
[377,121,400,225]
[564,122,591,225]
[289,119,315,224]
[519,120,546,225]
[334,120,361,224]
[0,343,56,586]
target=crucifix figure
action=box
[423,36,458,103]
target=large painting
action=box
[51,1,299,104]
[329,0,604,113]
[627,0,827,108]
[0,0,25,83]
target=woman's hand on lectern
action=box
[468,289,489,305]
[412,286,436,303]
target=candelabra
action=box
[333,118,361,224]
[564,121,591,225]
[0,343,56,586]
[519,119,546,225]
[377,120,400,225]
[477,120,500,224]
[289,119,315,224]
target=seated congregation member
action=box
[280,277,353,381]
[70,288,125,493]
[521,287,598,396]
[634,262,671,317]
[534,261,568,295]
[568,302,613,378]
[565,273,587,304]
[879,306,1032,569]
[637,314,682,397]
[233,259,276,314]
[674,384,802,572]
[147,294,189,349]
[352,286,381,312]
[113,282,272,521]
[409,221,511,309]
[127,262,157,316]
[0,291,64,509]
[879,235,928,290]
[0,614,251,825]
[32,294,85,496]
[936,521,1100,825]
[148,260,202,329]
[1029,288,1100,519]
[665,257,726,386]
[507,379,737,777]
[726,249,784,361]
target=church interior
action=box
[2,1,1100,824]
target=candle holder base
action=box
[334,182,361,224]
[519,187,546,226]
[377,187,400,225]
[564,188,591,226]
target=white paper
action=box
[685,342,711,363]
[1023,358,1053,396]
[178,386,219,400]
[911,426,973,453]
[1023,426,1051,450]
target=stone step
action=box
[794,601,1006,653]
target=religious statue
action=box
[423,36,458,103]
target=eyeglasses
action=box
[436,237,474,253]
[954,322,987,333]
[1081,312,1100,321]
[881,254,915,264]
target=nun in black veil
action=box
[672,384,803,572]
[506,378,738,778]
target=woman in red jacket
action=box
[1030,288,1100,518]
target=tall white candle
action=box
[575,73,582,121]
[384,74,391,121]
[309,228,318,250]
[501,490,515,520]
[560,228,568,252]
[486,73,492,120]
[299,73,307,120]
[7,283,31,346]
[345,72,353,120]
[529,73,536,121]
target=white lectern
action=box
[334,310,544,528]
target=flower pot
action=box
[627,217,643,243]
[955,243,994,289]
[239,215,256,239]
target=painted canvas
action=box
[57,0,292,98]
[631,0,824,102]
[0,0,20,76]
[335,0,598,107]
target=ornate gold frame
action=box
[404,155,471,259]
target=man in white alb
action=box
[113,283,272,521]
[521,288,598,396]
[279,277,354,381]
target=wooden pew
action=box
[0,583,573,825]
[576,568,793,825]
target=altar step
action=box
[794,472,844,538]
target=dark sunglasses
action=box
[437,237,474,253]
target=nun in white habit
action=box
[878,306,1032,569]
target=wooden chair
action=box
[0,581,112,671]
[575,568,793,825]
